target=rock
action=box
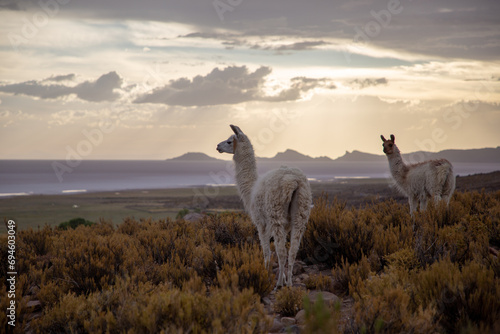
[293,262,305,275]
[27,311,42,321]
[183,213,204,222]
[293,282,306,289]
[28,285,40,296]
[269,318,284,332]
[307,291,341,308]
[26,300,42,310]
[295,309,306,325]
[281,325,300,333]
[262,297,272,306]
[281,317,296,326]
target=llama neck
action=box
[233,141,258,210]
[386,148,409,188]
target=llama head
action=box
[216,124,248,154]
[380,134,397,155]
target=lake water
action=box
[1,160,499,197]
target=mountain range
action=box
[168,147,500,164]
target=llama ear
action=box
[230,124,243,136]
[390,134,395,142]
[381,135,386,142]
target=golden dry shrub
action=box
[349,266,439,334]
[201,212,258,247]
[273,286,305,317]
[413,200,491,267]
[304,273,335,292]
[412,258,500,333]
[218,244,274,297]
[302,292,341,334]
[331,255,371,296]
[31,276,271,333]
[4,191,500,333]
[299,194,414,269]
[384,247,419,272]
[299,195,375,266]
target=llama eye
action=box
[389,144,393,147]
[227,141,231,144]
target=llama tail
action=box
[286,178,312,222]
[438,161,456,201]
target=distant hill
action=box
[335,150,385,162]
[336,147,500,163]
[401,147,500,163]
[167,152,223,162]
[257,149,333,162]
[168,147,500,164]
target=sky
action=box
[0,0,499,160]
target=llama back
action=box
[251,166,311,220]
[433,159,455,199]
[406,159,454,197]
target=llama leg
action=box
[409,197,417,216]
[420,196,428,211]
[287,221,307,287]
[273,225,287,288]
[257,225,271,269]
[434,194,442,204]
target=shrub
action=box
[331,255,371,296]
[218,244,274,297]
[304,273,334,292]
[5,191,500,333]
[202,212,258,247]
[31,276,271,333]
[412,259,500,333]
[349,266,438,334]
[299,195,413,268]
[57,217,94,230]
[274,286,305,317]
[175,208,189,220]
[303,293,340,334]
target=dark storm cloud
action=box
[0,72,122,102]
[134,66,336,106]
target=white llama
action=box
[381,134,455,216]
[217,125,312,288]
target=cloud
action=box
[275,41,328,51]
[264,77,336,102]
[134,66,337,106]
[0,72,123,102]
[3,1,498,61]
[0,0,21,10]
[180,32,327,52]
[134,66,271,106]
[43,74,76,82]
[348,78,388,89]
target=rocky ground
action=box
[263,260,345,333]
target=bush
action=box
[274,287,305,317]
[303,293,340,334]
[3,191,499,333]
[175,208,189,220]
[304,273,335,292]
[331,255,371,296]
[58,217,94,230]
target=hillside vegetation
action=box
[1,191,499,333]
